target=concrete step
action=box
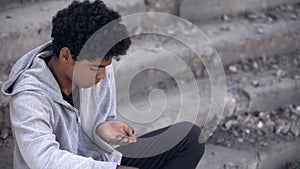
[114,12,300,97]
[197,139,300,169]
[180,0,300,23]
[0,145,13,169]
[1,0,299,70]
[196,144,258,169]
[116,66,300,137]
[0,1,299,108]
[0,0,146,70]
[0,0,49,9]
[116,66,300,168]
[0,1,299,111]
[227,69,300,113]
[257,140,300,169]
[199,17,300,65]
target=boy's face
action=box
[72,56,112,88]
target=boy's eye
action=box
[90,67,98,71]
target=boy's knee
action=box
[175,122,205,159]
[175,122,201,139]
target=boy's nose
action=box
[96,68,106,79]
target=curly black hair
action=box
[51,0,131,61]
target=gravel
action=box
[207,105,300,150]
[285,160,300,169]
[241,3,300,23]
[225,51,300,78]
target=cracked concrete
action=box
[0,1,299,169]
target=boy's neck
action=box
[47,56,74,96]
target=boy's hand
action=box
[96,120,136,146]
[107,120,135,136]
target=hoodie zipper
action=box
[63,101,81,124]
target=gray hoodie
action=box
[2,42,122,169]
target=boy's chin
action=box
[78,83,97,89]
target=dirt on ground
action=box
[0,1,299,169]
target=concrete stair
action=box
[0,0,300,169]
[0,0,146,69]
[181,0,300,23]
[197,139,300,169]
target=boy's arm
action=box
[105,64,117,121]
[10,91,117,169]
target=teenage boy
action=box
[2,1,205,169]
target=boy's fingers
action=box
[130,127,135,135]
[115,135,137,145]
[124,126,134,136]
[128,137,137,143]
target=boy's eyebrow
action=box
[91,65,106,68]
[90,62,112,68]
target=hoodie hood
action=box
[2,41,122,161]
[2,41,65,104]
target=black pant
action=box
[117,122,205,169]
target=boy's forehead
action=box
[89,56,112,65]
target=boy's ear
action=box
[59,47,74,64]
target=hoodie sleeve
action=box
[10,91,118,169]
[105,64,117,121]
